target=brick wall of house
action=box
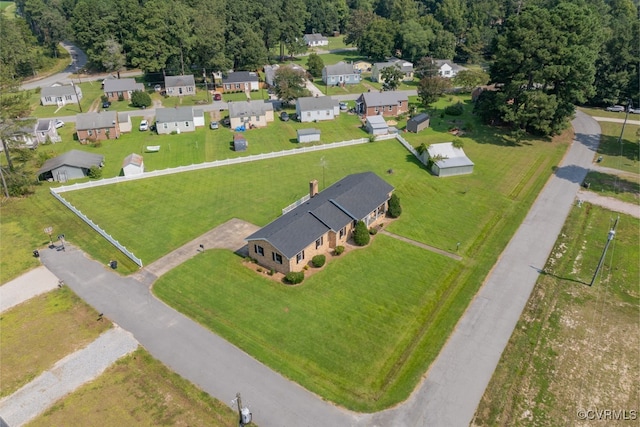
[77,126,119,143]
[365,101,407,117]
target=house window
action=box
[188,87,193,92]
[315,236,323,249]
[388,105,393,111]
[326,110,330,116]
[306,112,311,117]
[272,252,283,264]
[88,130,93,136]
[339,227,346,238]
[235,83,241,89]
[225,84,231,90]
[185,122,190,127]
[97,129,101,134]
[375,107,379,113]
[45,96,52,102]
[254,245,264,256]
[163,123,168,129]
[296,251,305,264]
[65,95,72,100]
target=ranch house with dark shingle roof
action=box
[245,172,394,274]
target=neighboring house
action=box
[353,60,372,73]
[322,62,360,86]
[103,78,144,101]
[435,60,467,78]
[6,122,37,149]
[222,71,260,92]
[118,112,132,133]
[37,150,104,182]
[34,119,61,144]
[303,33,329,47]
[40,84,82,106]
[297,128,321,143]
[406,113,430,133]
[228,100,274,130]
[165,75,196,97]
[371,59,414,83]
[365,115,388,135]
[296,96,340,123]
[246,172,394,274]
[423,142,474,177]
[355,91,409,117]
[122,153,144,176]
[155,107,204,134]
[233,133,248,151]
[76,111,120,142]
[264,64,304,87]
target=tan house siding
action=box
[229,110,274,129]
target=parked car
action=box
[213,93,222,101]
[606,105,625,112]
[628,108,640,114]
[339,102,348,111]
[154,84,162,92]
[280,112,289,122]
[139,120,149,131]
[54,120,64,129]
[210,121,219,130]
[102,101,111,109]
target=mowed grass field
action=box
[472,205,639,426]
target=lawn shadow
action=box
[552,164,590,185]
[585,171,640,196]
[595,133,639,163]
[530,265,588,285]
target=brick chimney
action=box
[309,179,318,198]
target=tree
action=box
[453,69,489,92]
[274,66,310,103]
[381,65,403,91]
[358,18,397,61]
[415,56,440,79]
[388,193,402,218]
[353,220,370,246]
[307,53,324,78]
[344,9,376,46]
[418,76,451,108]
[131,90,152,108]
[99,37,126,78]
[398,20,434,63]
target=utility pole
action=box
[589,216,619,286]
[234,392,252,426]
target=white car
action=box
[605,105,625,112]
[54,120,64,129]
[628,108,640,114]
[139,120,149,131]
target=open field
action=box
[27,348,238,426]
[0,286,111,398]
[583,171,639,205]
[593,122,639,174]
[472,205,639,426]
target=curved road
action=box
[40,112,600,426]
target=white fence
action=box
[49,134,422,266]
[49,189,143,267]
[282,194,311,215]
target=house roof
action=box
[358,91,408,107]
[304,33,328,43]
[408,113,430,124]
[228,100,274,118]
[374,59,414,73]
[246,172,394,259]
[297,96,339,112]
[36,119,53,132]
[156,107,196,123]
[297,128,321,136]
[122,153,143,167]
[427,142,474,169]
[165,74,195,88]
[118,112,130,122]
[234,133,247,142]
[76,111,118,130]
[324,61,356,76]
[38,150,104,175]
[366,115,388,129]
[103,78,144,93]
[41,85,78,97]
[434,60,466,73]
[222,71,259,84]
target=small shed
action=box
[297,128,321,143]
[233,133,248,151]
[122,153,144,176]
[365,115,388,135]
[425,142,474,177]
[406,113,430,133]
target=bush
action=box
[101,95,108,103]
[388,193,402,218]
[369,227,377,235]
[92,141,102,148]
[118,94,124,102]
[268,268,275,276]
[444,102,464,116]
[334,245,345,256]
[88,165,102,179]
[353,220,370,246]
[131,90,152,108]
[285,271,304,284]
[311,255,326,268]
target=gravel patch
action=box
[0,266,60,313]
[0,326,138,426]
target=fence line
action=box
[282,194,311,215]
[49,189,143,267]
[49,133,422,266]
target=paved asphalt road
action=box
[39,111,601,426]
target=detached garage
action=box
[425,142,474,177]
[122,153,144,176]
[297,128,321,143]
[365,115,388,135]
[406,113,430,133]
[37,150,104,182]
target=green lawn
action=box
[582,171,639,205]
[593,121,639,174]
[29,80,104,118]
[289,50,366,69]
[222,90,269,102]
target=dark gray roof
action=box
[103,78,144,93]
[324,62,356,76]
[156,107,195,123]
[228,100,273,118]
[358,91,408,107]
[36,119,53,132]
[38,150,104,175]
[297,128,320,136]
[408,113,430,124]
[246,172,394,259]
[41,85,78,97]
[222,71,259,84]
[297,96,338,112]
[76,111,118,130]
[165,74,195,88]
